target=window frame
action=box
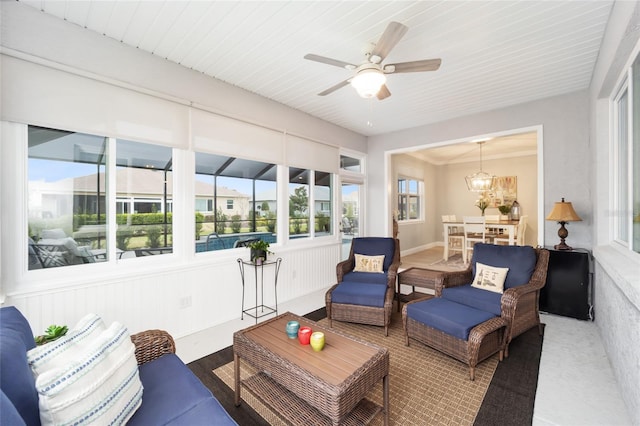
[613,82,630,247]
[611,51,640,254]
[397,176,424,223]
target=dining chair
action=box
[462,216,488,264]
[495,215,528,246]
[442,215,464,258]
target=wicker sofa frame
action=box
[325,238,400,336]
[130,329,177,364]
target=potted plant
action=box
[35,324,68,346]
[498,204,512,220]
[248,240,272,264]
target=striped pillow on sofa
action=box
[28,318,143,425]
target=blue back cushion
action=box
[0,307,40,426]
[352,237,396,271]
[471,243,536,289]
[342,271,388,285]
[441,285,503,316]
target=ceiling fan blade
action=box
[371,21,408,62]
[377,84,391,100]
[385,58,442,73]
[304,54,356,70]
[318,79,351,96]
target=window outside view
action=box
[397,177,422,221]
[27,125,340,270]
[28,126,107,269]
[195,152,277,252]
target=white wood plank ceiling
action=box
[19,1,613,138]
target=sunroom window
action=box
[28,125,108,269]
[288,168,333,239]
[613,52,640,253]
[314,171,333,236]
[195,152,277,252]
[116,139,173,257]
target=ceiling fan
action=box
[304,21,441,100]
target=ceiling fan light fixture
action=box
[351,68,386,98]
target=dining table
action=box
[442,219,520,260]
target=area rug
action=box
[427,253,467,271]
[213,312,499,425]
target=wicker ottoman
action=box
[402,297,507,380]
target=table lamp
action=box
[546,198,582,250]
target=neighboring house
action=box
[251,187,331,217]
[252,189,276,217]
[29,168,250,218]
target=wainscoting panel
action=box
[7,244,342,342]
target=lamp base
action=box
[554,221,573,250]
[554,241,573,251]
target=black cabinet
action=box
[539,248,593,320]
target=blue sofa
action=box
[0,306,237,425]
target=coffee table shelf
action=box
[243,371,381,426]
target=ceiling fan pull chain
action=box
[367,99,375,128]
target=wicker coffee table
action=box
[233,312,389,425]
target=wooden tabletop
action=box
[240,312,385,386]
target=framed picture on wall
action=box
[489,176,517,207]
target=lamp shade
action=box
[350,68,386,98]
[546,198,582,222]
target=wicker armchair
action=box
[130,329,176,365]
[326,237,400,336]
[435,246,550,354]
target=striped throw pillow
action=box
[28,313,106,377]
[33,321,143,425]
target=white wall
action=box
[589,1,640,423]
[392,154,434,248]
[0,3,366,152]
[0,3,362,349]
[368,91,589,251]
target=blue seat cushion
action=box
[342,271,389,285]
[128,354,237,426]
[441,285,503,316]
[0,307,40,426]
[351,237,396,271]
[406,298,497,341]
[471,243,536,289]
[331,282,388,307]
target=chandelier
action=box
[465,141,496,192]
